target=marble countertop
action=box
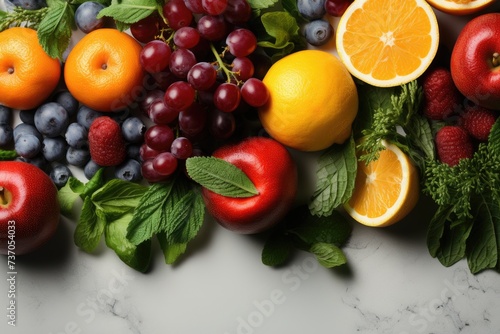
[2,2,500,334]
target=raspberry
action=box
[421,67,462,121]
[460,105,498,142]
[88,116,126,166]
[435,126,474,167]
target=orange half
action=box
[344,141,419,227]
[336,0,439,87]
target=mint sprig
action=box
[186,156,259,198]
[126,176,205,264]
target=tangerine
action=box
[64,29,144,112]
[0,27,61,110]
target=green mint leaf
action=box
[57,179,82,216]
[436,217,473,267]
[105,212,152,273]
[405,113,435,167]
[74,197,105,252]
[262,232,294,267]
[186,156,259,198]
[309,136,357,216]
[247,0,278,15]
[488,118,500,157]
[466,193,499,274]
[68,176,85,194]
[126,181,174,245]
[257,11,300,55]
[0,149,17,160]
[37,0,75,59]
[427,205,452,258]
[157,234,188,265]
[309,243,347,268]
[164,187,205,244]
[81,168,105,198]
[91,179,147,221]
[288,208,352,247]
[97,0,157,24]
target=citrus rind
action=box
[426,0,495,15]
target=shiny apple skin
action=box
[0,161,60,255]
[202,137,298,234]
[450,13,500,110]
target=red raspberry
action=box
[88,116,127,166]
[435,126,474,167]
[460,105,498,142]
[421,67,462,120]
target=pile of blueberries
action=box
[0,91,147,187]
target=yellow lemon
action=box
[258,50,358,152]
[344,140,420,227]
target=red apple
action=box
[450,13,500,110]
[202,137,298,234]
[0,161,60,255]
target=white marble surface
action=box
[2,2,500,334]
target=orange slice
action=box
[336,0,439,87]
[426,0,495,15]
[344,140,420,227]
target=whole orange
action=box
[0,27,61,110]
[64,29,144,112]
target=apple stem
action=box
[493,52,500,67]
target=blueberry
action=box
[77,105,102,130]
[13,123,43,142]
[0,105,12,124]
[75,1,106,34]
[42,136,67,162]
[0,124,13,146]
[50,163,72,188]
[10,0,47,10]
[34,102,70,138]
[122,117,146,143]
[19,109,36,125]
[66,146,90,167]
[15,134,42,158]
[65,122,88,148]
[115,159,142,182]
[83,160,101,180]
[303,19,333,46]
[54,90,79,117]
[297,0,326,20]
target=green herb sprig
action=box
[424,120,500,273]
[59,169,206,271]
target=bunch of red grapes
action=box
[129,0,271,183]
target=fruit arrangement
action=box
[1,0,500,276]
